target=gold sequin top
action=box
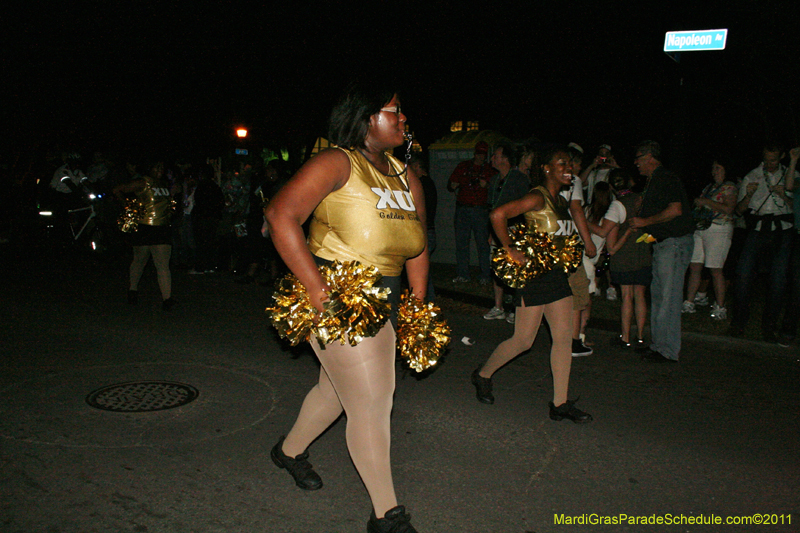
[523,186,575,236]
[136,174,172,226]
[308,148,426,276]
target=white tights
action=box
[479,295,573,406]
[282,324,398,518]
[130,244,172,300]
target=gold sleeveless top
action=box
[136,174,172,226]
[308,148,426,276]
[523,186,575,236]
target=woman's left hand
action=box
[508,248,527,265]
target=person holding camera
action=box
[681,156,738,321]
[730,144,798,342]
[447,141,497,283]
[580,144,619,206]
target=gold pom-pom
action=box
[266,274,319,346]
[396,290,451,372]
[492,226,571,287]
[266,260,391,347]
[118,198,143,233]
[317,261,391,346]
[553,234,585,274]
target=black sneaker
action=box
[470,368,494,404]
[367,506,418,533]
[571,338,593,357]
[270,436,323,490]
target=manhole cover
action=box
[86,381,199,412]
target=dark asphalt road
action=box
[1,249,798,533]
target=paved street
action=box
[1,249,798,533]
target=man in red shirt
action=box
[447,141,497,283]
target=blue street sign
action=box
[235,149,249,155]
[664,29,727,52]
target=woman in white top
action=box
[682,158,738,320]
[580,181,626,344]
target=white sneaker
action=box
[710,303,727,320]
[606,287,617,301]
[682,300,696,313]
[483,306,506,320]
[694,293,709,306]
[505,312,515,324]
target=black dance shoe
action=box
[549,400,593,423]
[161,297,175,311]
[270,436,323,490]
[470,368,494,404]
[127,290,138,305]
[611,336,631,348]
[367,506,418,533]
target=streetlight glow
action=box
[236,128,248,138]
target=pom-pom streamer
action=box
[267,260,391,347]
[118,199,144,233]
[396,290,451,372]
[491,226,585,288]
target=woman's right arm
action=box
[489,190,543,263]
[113,178,145,200]
[265,149,350,312]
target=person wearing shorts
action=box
[682,159,737,320]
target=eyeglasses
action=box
[380,105,402,117]
[634,154,648,161]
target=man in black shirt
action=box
[630,141,694,362]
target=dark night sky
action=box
[4,1,800,175]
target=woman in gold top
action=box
[114,159,175,310]
[265,82,428,533]
[471,145,592,423]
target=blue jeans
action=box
[454,206,490,280]
[733,228,793,333]
[650,234,693,360]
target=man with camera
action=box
[447,140,497,283]
[580,144,619,205]
[730,144,798,342]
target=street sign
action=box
[235,149,248,155]
[664,29,727,52]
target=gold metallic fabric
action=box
[136,174,172,226]
[396,290,451,372]
[267,260,391,347]
[308,148,426,277]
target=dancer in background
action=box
[471,145,592,423]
